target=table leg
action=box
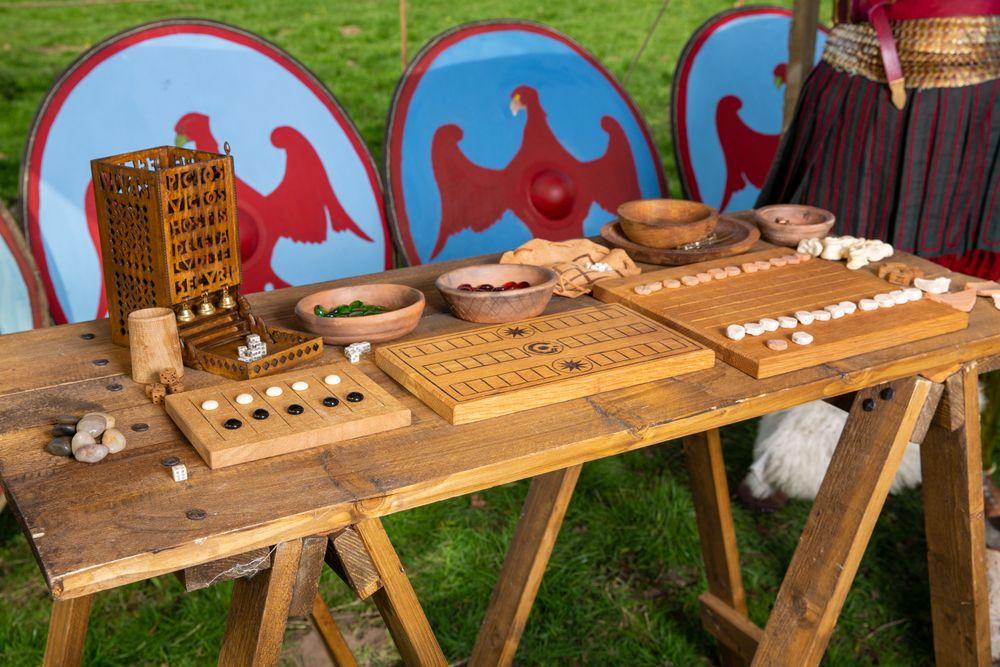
[218,539,304,667]
[921,364,992,665]
[311,593,358,667]
[470,464,582,667]
[43,594,94,667]
[752,377,934,666]
[684,429,752,666]
[354,517,447,666]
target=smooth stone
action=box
[663,279,682,289]
[76,415,106,438]
[838,301,858,315]
[235,393,254,405]
[795,310,815,325]
[766,339,788,351]
[52,424,76,437]
[71,431,96,453]
[744,322,765,336]
[324,374,342,386]
[811,310,832,322]
[725,324,746,341]
[74,443,109,464]
[778,316,798,329]
[201,399,219,411]
[47,437,72,457]
[265,386,283,397]
[760,318,780,332]
[54,414,80,425]
[724,266,741,277]
[681,275,700,286]
[101,428,126,454]
[292,381,309,391]
[696,272,712,283]
[82,412,114,430]
[792,331,814,346]
[859,298,879,311]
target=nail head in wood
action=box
[880,387,895,400]
[186,509,206,521]
[862,398,875,412]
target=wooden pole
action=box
[783,0,821,130]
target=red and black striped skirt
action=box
[757,61,1000,279]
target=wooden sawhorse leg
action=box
[752,376,939,664]
[470,464,582,667]
[43,594,94,666]
[921,364,992,664]
[684,429,755,666]
[320,517,447,666]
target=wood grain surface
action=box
[376,303,714,424]
[593,248,970,378]
[0,247,998,602]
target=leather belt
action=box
[839,0,1000,108]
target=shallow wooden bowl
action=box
[436,264,557,323]
[295,284,425,345]
[617,199,718,248]
[755,204,835,247]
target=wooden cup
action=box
[127,307,184,384]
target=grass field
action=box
[0,0,996,665]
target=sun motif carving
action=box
[502,326,530,338]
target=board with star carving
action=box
[374,303,714,424]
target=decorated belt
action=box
[822,16,1000,99]
[834,1,1000,107]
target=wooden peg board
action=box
[374,303,714,425]
[165,362,410,468]
[592,248,969,379]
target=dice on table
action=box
[171,463,188,482]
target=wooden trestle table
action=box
[0,245,995,666]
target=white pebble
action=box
[201,399,219,411]
[291,381,309,391]
[889,290,908,305]
[914,276,951,294]
[778,316,798,329]
[324,374,342,385]
[824,304,845,319]
[812,310,832,322]
[744,322,765,337]
[663,279,682,289]
[795,310,815,325]
[726,324,746,341]
[859,298,879,311]
[874,293,895,308]
[792,331,814,346]
[265,386,283,397]
[838,301,857,315]
[235,393,253,405]
[171,463,188,482]
[759,318,779,332]
[904,287,923,302]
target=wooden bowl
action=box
[755,204,835,247]
[295,284,425,345]
[617,199,718,248]
[435,264,557,323]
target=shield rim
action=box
[20,17,390,324]
[383,18,668,266]
[671,5,828,206]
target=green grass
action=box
[0,0,996,664]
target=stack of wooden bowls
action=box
[617,199,718,249]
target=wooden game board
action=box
[592,248,969,379]
[165,362,410,468]
[374,303,714,424]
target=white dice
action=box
[171,463,188,482]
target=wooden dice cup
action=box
[127,307,184,384]
[295,284,426,345]
[435,264,557,323]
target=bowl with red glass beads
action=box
[435,264,558,323]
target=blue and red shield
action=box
[386,21,667,265]
[0,206,46,333]
[22,19,390,324]
[672,7,827,212]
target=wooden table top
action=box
[1,246,998,601]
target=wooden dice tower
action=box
[90,146,322,380]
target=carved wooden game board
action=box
[593,248,969,379]
[165,362,410,468]
[375,304,714,424]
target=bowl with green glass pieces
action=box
[294,284,425,345]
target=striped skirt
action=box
[757,61,1000,279]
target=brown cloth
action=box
[499,238,641,298]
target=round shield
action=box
[0,204,47,333]
[386,21,667,265]
[22,19,390,324]
[672,7,827,212]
